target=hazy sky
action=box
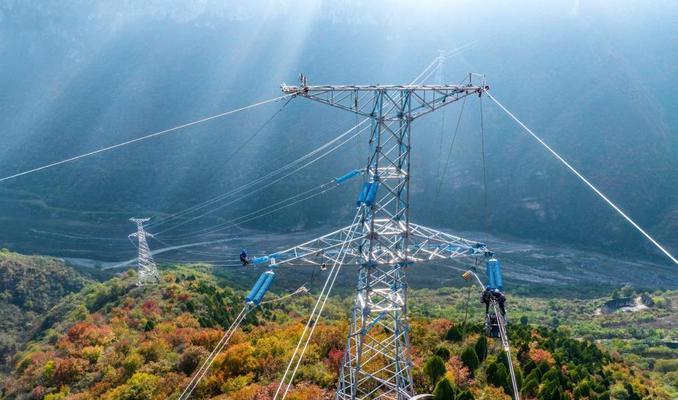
[0,0,676,262]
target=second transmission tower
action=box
[129,217,160,286]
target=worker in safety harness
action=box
[481,286,506,316]
[492,288,506,316]
[239,249,250,266]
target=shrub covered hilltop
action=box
[1,252,675,399]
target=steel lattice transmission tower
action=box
[258,76,489,399]
[129,218,160,286]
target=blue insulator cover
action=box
[494,259,504,290]
[486,259,496,289]
[250,256,270,265]
[356,182,370,206]
[246,272,269,302]
[252,271,276,304]
[486,258,504,290]
[335,169,362,184]
[364,182,380,206]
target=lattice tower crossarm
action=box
[129,218,160,285]
[271,78,490,399]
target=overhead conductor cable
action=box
[153,120,370,236]
[486,91,677,265]
[0,94,292,183]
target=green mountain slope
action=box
[0,250,91,370]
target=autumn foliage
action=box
[1,266,668,400]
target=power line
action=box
[486,91,678,265]
[479,94,490,244]
[148,119,369,231]
[159,180,342,240]
[153,121,370,236]
[409,42,476,86]
[147,98,293,228]
[178,305,251,400]
[431,96,467,218]
[275,209,362,399]
[0,94,292,183]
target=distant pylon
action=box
[129,218,159,285]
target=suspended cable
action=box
[178,305,251,400]
[430,96,467,217]
[461,259,480,337]
[151,119,366,229]
[433,55,447,181]
[414,62,441,85]
[410,57,440,85]
[494,303,521,400]
[486,92,678,265]
[161,178,338,240]
[148,98,292,228]
[148,119,369,232]
[277,221,360,400]
[154,121,370,236]
[153,87,402,236]
[0,95,293,184]
[177,280,312,400]
[274,209,362,399]
[177,182,342,240]
[164,166,364,241]
[409,41,476,86]
[30,229,128,242]
[479,94,490,243]
[462,269,519,400]
[260,285,309,305]
[440,41,478,59]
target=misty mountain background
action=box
[0,0,676,265]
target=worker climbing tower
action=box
[252,76,490,399]
[129,217,160,285]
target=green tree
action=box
[456,390,474,400]
[620,284,634,297]
[435,346,451,361]
[107,372,161,400]
[538,379,562,400]
[625,383,642,400]
[520,315,529,326]
[143,319,155,332]
[433,377,456,400]
[177,346,208,375]
[460,347,479,374]
[542,368,562,386]
[522,377,539,397]
[537,360,551,375]
[445,325,463,342]
[424,355,447,388]
[474,336,488,362]
[573,379,591,399]
[488,362,509,393]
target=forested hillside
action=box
[1,263,673,399]
[0,251,90,370]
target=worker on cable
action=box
[492,288,506,316]
[481,286,493,314]
[481,286,506,316]
[240,249,250,266]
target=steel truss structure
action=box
[129,218,160,286]
[263,78,490,399]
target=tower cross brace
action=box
[264,77,489,399]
